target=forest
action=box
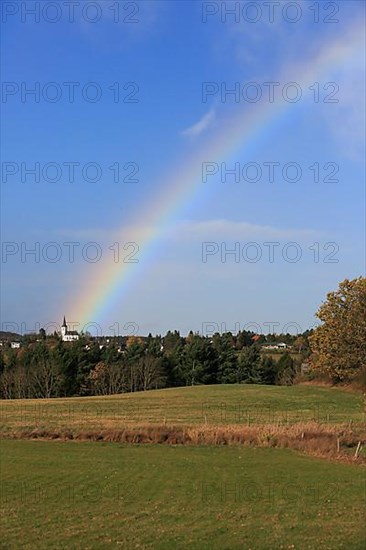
[0,329,309,399]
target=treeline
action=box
[0,330,310,399]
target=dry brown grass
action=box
[2,421,365,464]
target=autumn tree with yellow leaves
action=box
[309,277,366,382]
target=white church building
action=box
[61,316,79,342]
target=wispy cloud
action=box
[56,219,319,245]
[181,108,216,138]
[170,219,319,242]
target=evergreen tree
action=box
[258,356,277,385]
[276,352,296,385]
[238,345,261,383]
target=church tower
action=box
[61,316,67,339]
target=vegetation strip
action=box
[2,421,365,463]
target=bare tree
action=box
[137,355,165,391]
[30,358,59,398]
[13,366,31,399]
[0,368,14,399]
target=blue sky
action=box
[1,0,365,336]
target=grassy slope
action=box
[1,384,364,432]
[1,440,365,549]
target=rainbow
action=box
[69,22,364,330]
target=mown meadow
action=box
[1,384,365,549]
[1,440,365,549]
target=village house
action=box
[262,342,290,350]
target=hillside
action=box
[1,384,363,431]
[0,330,22,341]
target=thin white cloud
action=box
[181,108,216,138]
[56,219,319,245]
[170,219,319,242]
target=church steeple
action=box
[61,316,67,339]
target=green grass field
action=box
[1,384,364,433]
[1,385,365,549]
[1,440,365,549]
